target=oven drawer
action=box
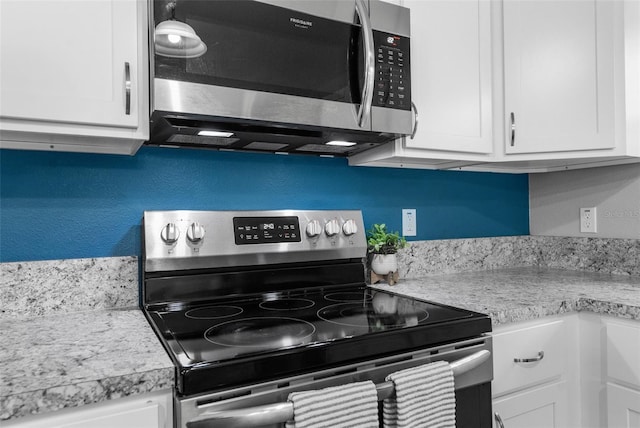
[492,318,568,397]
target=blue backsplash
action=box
[0,147,529,262]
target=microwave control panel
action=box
[373,30,411,111]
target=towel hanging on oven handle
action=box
[186,349,491,428]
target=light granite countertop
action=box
[0,308,174,421]
[371,267,640,326]
[2,266,638,422]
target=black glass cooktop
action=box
[145,285,491,396]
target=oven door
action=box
[178,336,493,428]
[152,0,373,132]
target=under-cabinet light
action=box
[326,140,357,147]
[198,130,235,138]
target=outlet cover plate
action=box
[402,209,417,236]
[580,207,597,233]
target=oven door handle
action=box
[186,349,491,428]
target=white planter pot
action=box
[371,254,398,275]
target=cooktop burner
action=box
[324,291,374,302]
[318,303,429,328]
[185,306,244,319]
[205,317,316,348]
[259,298,315,311]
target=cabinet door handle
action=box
[494,412,506,428]
[510,112,515,146]
[514,350,544,363]
[124,62,131,115]
[410,101,419,139]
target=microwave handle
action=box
[355,0,375,129]
[410,101,419,139]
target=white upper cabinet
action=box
[404,0,493,155]
[0,0,149,155]
[349,0,495,169]
[352,0,640,173]
[503,0,615,155]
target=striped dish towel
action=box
[382,361,455,428]
[285,380,379,428]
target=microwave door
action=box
[255,0,375,131]
[152,0,372,132]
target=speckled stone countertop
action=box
[370,267,640,326]
[0,257,174,422]
[0,308,174,421]
[0,308,175,420]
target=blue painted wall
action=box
[0,147,529,262]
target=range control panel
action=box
[143,210,367,272]
[233,216,301,244]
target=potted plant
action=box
[367,224,407,276]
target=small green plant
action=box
[366,224,407,254]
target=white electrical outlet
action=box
[402,209,417,236]
[580,207,597,233]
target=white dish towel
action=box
[285,380,379,428]
[383,361,456,428]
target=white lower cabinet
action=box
[493,313,640,428]
[607,383,640,428]
[605,317,640,428]
[493,381,568,428]
[3,390,173,428]
[491,315,579,428]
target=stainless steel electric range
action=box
[141,210,493,428]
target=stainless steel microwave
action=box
[147,0,413,157]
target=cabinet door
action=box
[403,0,493,154]
[3,390,172,428]
[493,319,568,397]
[493,382,568,428]
[607,383,640,428]
[0,0,139,128]
[503,0,615,154]
[606,318,640,388]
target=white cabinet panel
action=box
[503,0,615,154]
[404,0,492,154]
[3,390,173,428]
[493,381,569,428]
[1,1,138,128]
[493,319,567,397]
[0,0,148,155]
[606,319,640,387]
[607,383,640,428]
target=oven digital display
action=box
[233,216,301,244]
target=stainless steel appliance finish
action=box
[141,209,493,428]
[147,0,412,156]
[182,338,492,428]
[143,210,367,272]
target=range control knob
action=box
[325,219,341,237]
[186,222,205,243]
[160,223,179,244]
[342,219,358,236]
[305,220,322,238]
